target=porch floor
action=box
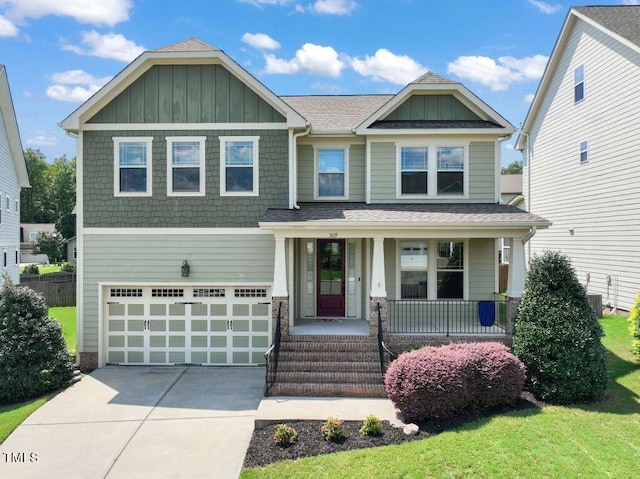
[290,318,369,336]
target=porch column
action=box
[271,235,289,337]
[370,236,387,336]
[506,237,526,298]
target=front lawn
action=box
[241,316,640,478]
[48,306,76,353]
[0,397,51,444]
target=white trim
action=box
[83,122,288,131]
[365,137,372,204]
[314,145,350,200]
[395,140,470,199]
[99,280,273,287]
[77,131,84,354]
[0,66,29,187]
[83,227,272,235]
[219,136,260,197]
[113,137,153,197]
[166,136,206,196]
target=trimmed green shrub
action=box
[321,417,344,441]
[273,424,298,446]
[359,415,383,437]
[512,251,608,404]
[0,278,74,404]
[60,263,75,273]
[22,264,40,275]
[628,292,640,361]
[384,342,525,422]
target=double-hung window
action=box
[437,147,464,195]
[316,148,348,198]
[220,136,259,196]
[579,140,588,164]
[574,64,585,103]
[167,137,205,196]
[400,241,428,299]
[400,147,428,195]
[114,137,153,196]
[398,144,467,197]
[437,242,464,299]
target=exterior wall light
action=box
[181,260,190,277]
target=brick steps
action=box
[271,335,387,398]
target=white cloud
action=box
[61,31,144,62]
[0,14,18,36]
[622,0,640,4]
[504,143,515,151]
[528,0,561,14]
[27,135,59,147]
[350,49,427,85]
[242,32,280,50]
[311,0,357,15]
[524,93,535,103]
[447,54,548,91]
[46,69,111,102]
[3,0,132,27]
[311,81,346,93]
[264,43,346,77]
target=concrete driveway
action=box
[0,366,264,479]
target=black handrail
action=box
[264,302,282,396]
[377,302,396,377]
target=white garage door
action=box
[105,286,271,365]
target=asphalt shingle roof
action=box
[574,6,640,48]
[154,38,219,52]
[262,203,550,227]
[500,175,522,194]
[410,71,459,85]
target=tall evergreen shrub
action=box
[512,251,608,404]
[0,278,74,404]
[628,292,640,360]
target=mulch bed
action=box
[243,392,545,469]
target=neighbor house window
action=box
[437,147,464,195]
[316,148,348,198]
[437,242,464,299]
[400,241,428,299]
[501,238,511,264]
[29,232,37,241]
[3,251,6,268]
[579,140,588,164]
[114,137,153,196]
[167,137,205,196]
[400,147,428,195]
[14,198,18,213]
[73,243,77,260]
[574,64,585,103]
[5,195,8,210]
[220,136,259,196]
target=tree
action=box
[502,160,523,175]
[512,251,608,404]
[21,148,53,223]
[628,292,640,360]
[32,231,65,263]
[0,277,74,403]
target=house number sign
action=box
[329,232,338,238]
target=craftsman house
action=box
[62,39,549,395]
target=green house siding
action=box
[81,232,275,352]
[384,95,481,122]
[89,65,285,124]
[83,129,288,228]
[297,143,366,202]
[369,141,496,203]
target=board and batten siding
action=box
[83,129,289,228]
[369,141,496,203]
[525,18,640,311]
[88,64,285,124]
[384,94,481,122]
[297,143,366,202]
[0,107,20,284]
[81,232,275,352]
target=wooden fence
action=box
[20,274,76,307]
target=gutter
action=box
[292,126,311,209]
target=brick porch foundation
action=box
[77,352,98,372]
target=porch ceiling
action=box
[259,202,551,235]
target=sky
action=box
[1,0,637,166]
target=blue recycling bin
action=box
[478,301,495,327]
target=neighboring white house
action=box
[516,6,640,311]
[0,65,29,284]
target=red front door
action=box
[317,239,345,317]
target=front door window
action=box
[317,239,345,317]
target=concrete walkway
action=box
[0,366,264,479]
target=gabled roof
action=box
[0,65,29,188]
[516,6,640,150]
[355,71,515,136]
[281,95,392,133]
[60,38,307,131]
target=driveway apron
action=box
[0,366,264,479]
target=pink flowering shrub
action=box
[384,342,525,422]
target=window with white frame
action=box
[114,137,153,196]
[14,198,18,213]
[220,136,259,196]
[400,241,428,299]
[166,137,205,196]
[501,238,511,264]
[29,232,37,241]
[574,64,585,103]
[5,195,8,210]
[316,148,348,198]
[398,144,467,197]
[436,241,464,299]
[73,242,77,260]
[579,140,588,164]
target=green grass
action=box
[0,396,51,444]
[48,306,76,353]
[241,316,640,479]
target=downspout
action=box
[523,226,537,244]
[292,125,311,209]
[520,131,532,262]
